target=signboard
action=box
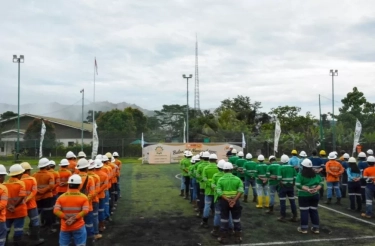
[143,143,241,164]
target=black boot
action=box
[234,231,242,244]
[29,226,45,245]
[179,190,184,197]
[325,198,332,205]
[86,236,95,246]
[265,205,274,214]
[253,195,257,203]
[211,226,220,237]
[184,190,190,200]
[243,195,248,203]
[336,198,341,205]
[217,231,227,244]
[200,218,209,228]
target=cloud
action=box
[1,0,375,118]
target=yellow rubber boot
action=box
[256,196,263,208]
[264,196,270,208]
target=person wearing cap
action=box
[361,156,375,218]
[339,153,349,198]
[112,152,122,199]
[33,158,56,233]
[255,155,269,209]
[54,174,89,246]
[216,162,244,244]
[228,149,239,176]
[94,159,109,233]
[226,145,234,157]
[66,151,78,174]
[88,159,102,240]
[295,159,323,234]
[201,154,219,228]
[0,165,8,246]
[358,152,368,205]
[288,150,300,171]
[181,151,192,200]
[243,153,258,203]
[235,151,246,180]
[48,160,60,225]
[265,156,280,214]
[56,159,72,197]
[179,151,188,197]
[318,150,328,199]
[101,156,112,221]
[325,152,344,205]
[346,157,362,211]
[4,164,27,245]
[196,151,211,218]
[76,158,96,244]
[20,162,44,244]
[277,154,298,222]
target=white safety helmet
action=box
[202,151,210,158]
[9,164,25,176]
[343,153,350,159]
[280,154,290,163]
[48,160,56,166]
[348,157,357,163]
[333,151,338,156]
[367,149,373,155]
[76,158,90,169]
[299,151,307,157]
[223,162,233,170]
[112,152,119,157]
[257,155,265,161]
[88,159,96,170]
[199,152,203,157]
[231,149,238,154]
[217,160,226,169]
[78,151,86,158]
[268,155,276,161]
[367,156,375,163]
[358,152,367,158]
[0,165,8,175]
[68,174,82,184]
[195,155,200,161]
[59,159,69,166]
[38,158,50,168]
[328,152,337,160]
[20,162,33,170]
[245,153,252,159]
[301,159,313,168]
[95,154,103,161]
[102,155,109,162]
[238,151,244,157]
[190,157,196,164]
[184,150,188,156]
[95,159,103,168]
[209,154,218,160]
[66,151,75,159]
[186,151,193,157]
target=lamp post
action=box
[182,74,192,143]
[12,55,24,160]
[80,89,84,150]
[330,69,338,151]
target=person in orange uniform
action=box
[88,159,102,240]
[106,153,118,212]
[57,159,72,197]
[325,152,345,205]
[54,174,89,246]
[20,162,44,245]
[66,151,77,174]
[4,164,27,245]
[112,152,122,199]
[33,158,56,233]
[76,158,96,245]
[101,155,113,221]
[48,160,60,226]
[0,165,8,246]
[94,159,109,233]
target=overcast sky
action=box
[1,0,375,117]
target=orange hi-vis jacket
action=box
[57,167,72,194]
[102,164,112,188]
[4,177,27,219]
[109,162,118,184]
[88,171,100,203]
[54,189,89,232]
[49,169,60,196]
[114,158,122,173]
[77,172,95,212]
[94,169,109,199]
[67,159,77,174]
[21,174,37,210]
[326,160,345,182]
[363,166,375,183]
[33,169,55,201]
[0,184,8,222]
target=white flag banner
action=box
[39,121,46,158]
[141,132,144,148]
[274,118,281,153]
[183,121,186,143]
[242,132,246,149]
[352,119,362,154]
[92,122,99,158]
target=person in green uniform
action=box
[188,155,197,204]
[201,154,220,228]
[295,159,323,234]
[216,162,244,244]
[235,151,246,182]
[229,149,239,176]
[255,155,269,208]
[196,151,211,218]
[192,153,203,213]
[277,154,298,222]
[181,151,193,199]
[266,155,280,214]
[243,153,258,203]
[179,151,188,196]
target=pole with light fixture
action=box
[182,74,193,143]
[80,89,84,150]
[13,55,24,160]
[330,69,338,151]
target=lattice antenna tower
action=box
[194,34,200,111]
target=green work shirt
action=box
[212,171,225,202]
[202,163,219,195]
[181,158,191,177]
[188,164,196,178]
[235,158,246,178]
[277,164,297,186]
[229,156,240,175]
[255,162,268,185]
[180,157,187,175]
[244,160,258,179]
[216,173,244,198]
[197,161,210,188]
[193,160,203,179]
[266,163,280,186]
[295,173,323,197]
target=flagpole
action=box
[92,58,96,158]
[81,89,84,150]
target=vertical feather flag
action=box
[274,118,281,153]
[39,121,46,158]
[352,119,362,154]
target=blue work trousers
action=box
[6,217,25,240]
[92,202,99,235]
[214,199,233,228]
[269,184,277,206]
[98,198,106,222]
[28,208,40,227]
[298,194,320,231]
[365,184,375,216]
[244,178,257,196]
[104,190,110,219]
[84,211,94,237]
[59,226,87,246]
[203,195,214,218]
[0,222,6,246]
[219,199,242,232]
[278,186,297,217]
[180,176,185,190]
[327,182,341,199]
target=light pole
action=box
[80,89,84,150]
[13,55,24,160]
[183,74,192,143]
[330,69,338,151]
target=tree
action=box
[124,107,148,136]
[96,109,136,139]
[154,104,186,139]
[23,118,56,156]
[86,110,103,122]
[0,111,17,119]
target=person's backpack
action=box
[80,175,89,195]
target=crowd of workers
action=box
[179,146,375,244]
[0,150,122,246]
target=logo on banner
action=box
[155,146,164,155]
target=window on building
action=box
[68,142,74,147]
[0,147,4,152]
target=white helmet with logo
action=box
[328,152,337,160]
[59,159,69,166]
[301,159,312,168]
[223,162,233,170]
[202,151,210,158]
[112,152,119,157]
[217,160,226,169]
[367,156,375,163]
[299,151,307,157]
[367,149,373,155]
[78,151,86,158]
[358,152,367,158]
[257,155,265,161]
[9,164,25,176]
[0,165,8,175]
[68,174,82,184]
[245,153,252,159]
[38,158,50,168]
[343,153,350,159]
[238,151,244,157]
[76,158,90,169]
[281,154,289,163]
[66,151,75,159]
[209,154,218,160]
[95,159,103,168]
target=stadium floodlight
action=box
[182,74,193,143]
[329,69,338,151]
